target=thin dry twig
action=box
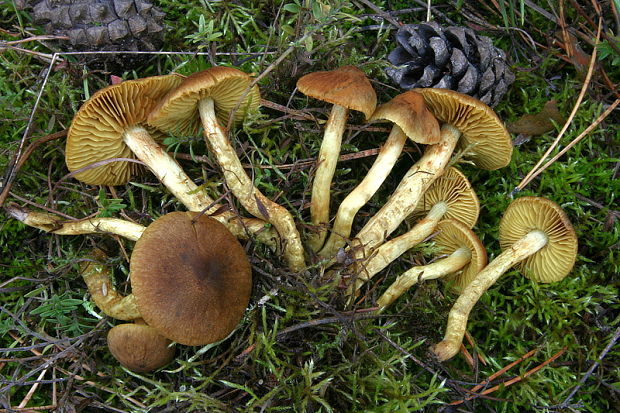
[513,16,603,194]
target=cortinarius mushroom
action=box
[296,66,377,251]
[130,211,253,346]
[148,67,305,271]
[433,197,578,361]
[377,219,487,308]
[107,321,175,373]
[351,89,512,260]
[319,90,439,258]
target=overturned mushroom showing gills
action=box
[107,321,175,373]
[377,219,486,309]
[296,66,377,251]
[81,248,141,320]
[433,197,578,361]
[130,211,253,346]
[148,67,304,271]
[319,90,439,258]
[352,88,512,260]
[349,167,479,294]
[66,74,276,247]
[5,204,145,241]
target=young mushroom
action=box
[351,89,512,260]
[296,66,377,251]
[66,74,276,248]
[377,219,487,309]
[107,320,175,373]
[130,211,253,346]
[148,66,305,271]
[319,90,440,259]
[433,197,578,361]
[349,167,479,294]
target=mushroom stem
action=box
[377,246,472,309]
[349,201,449,295]
[122,126,278,249]
[5,204,145,241]
[433,229,548,361]
[307,104,349,251]
[198,98,306,271]
[319,125,408,258]
[353,124,461,257]
[81,249,141,320]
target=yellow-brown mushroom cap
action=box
[369,91,440,144]
[130,211,252,346]
[434,219,487,291]
[414,88,513,170]
[409,167,480,228]
[66,74,185,186]
[296,65,377,120]
[107,322,175,373]
[499,196,578,283]
[147,66,261,136]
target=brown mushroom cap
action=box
[147,66,261,136]
[409,167,480,228]
[369,91,440,144]
[107,322,175,373]
[296,65,377,120]
[130,211,252,346]
[414,88,512,170]
[499,196,577,283]
[66,74,184,185]
[434,219,487,291]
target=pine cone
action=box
[386,22,515,107]
[16,0,166,67]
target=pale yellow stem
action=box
[307,104,349,252]
[353,124,461,257]
[349,201,448,295]
[198,98,306,271]
[124,126,278,249]
[319,125,408,258]
[433,230,548,361]
[377,246,472,309]
[6,204,145,241]
[81,249,141,320]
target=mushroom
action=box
[296,66,377,251]
[66,74,276,248]
[319,90,440,259]
[376,219,487,309]
[433,197,578,361]
[5,204,146,242]
[351,89,512,261]
[80,248,141,320]
[107,320,175,373]
[130,211,253,346]
[148,66,305,271]
[349,167,479,294]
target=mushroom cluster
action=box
[6,64,578,368]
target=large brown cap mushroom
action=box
[296,65,377,120]
[433,219,487,291]
[409,167,480,229]
[147,66,261,135]
[107,321,175,373]
[369,90,440,144]
[130,211,252,346]
[66,74,184,185]
[499,196,578,283]
[414,88,512,170]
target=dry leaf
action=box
[507,100,566,136]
